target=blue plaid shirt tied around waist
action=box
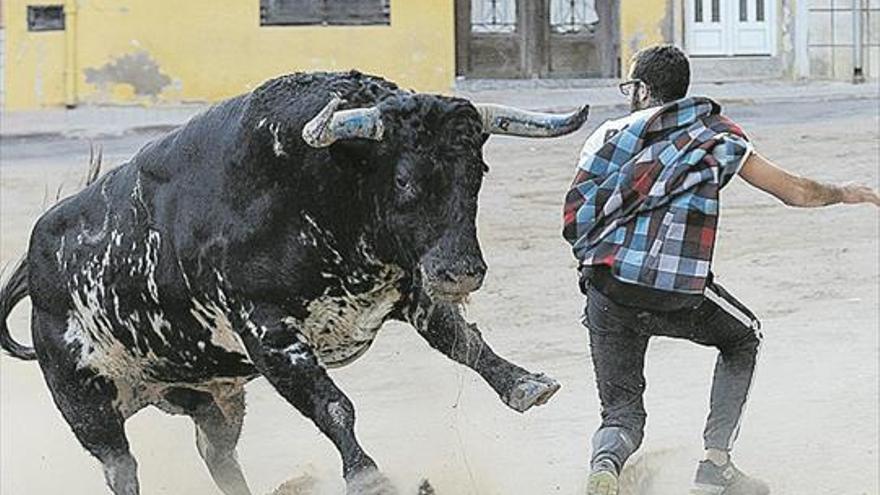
[563,97,751,295]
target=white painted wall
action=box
[807,0,879,80]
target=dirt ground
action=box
[1,99,878,495]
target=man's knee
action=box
[723,329,762,361]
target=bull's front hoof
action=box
[504,373,561,413]
[346,468,399,495]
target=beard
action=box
[631,91,663,113]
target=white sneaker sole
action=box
[587,471,618,495]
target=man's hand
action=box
[840,183,880,206]
[739,152,880,208]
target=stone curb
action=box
[1,88,876,140]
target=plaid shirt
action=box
[563,97,751,294]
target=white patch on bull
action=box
[327,401,348,428]
[288,263,404,368]
[302,213,343,263]
[257,117,267,129]
[281,342,309,366]
[146,312,172,347]
[269,123,288,157]
[130,171,148,219]
[65,299,169,401]
[190,298,250,357]
[143,230,161,303]
[176,256,192,292]
[55,235,66,269]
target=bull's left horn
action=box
[476,104,590,138]
[302,95,385,148]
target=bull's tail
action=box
[0,257,36,361]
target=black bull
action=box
[0,71,589,495]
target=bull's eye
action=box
[394,173,419,205]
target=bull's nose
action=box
[439,262,486,288]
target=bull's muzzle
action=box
[420,257,487,303]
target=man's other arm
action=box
[739,152,880,207]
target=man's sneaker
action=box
[691,459,770,495]
[587,458,619,495]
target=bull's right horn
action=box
[476,103,590,138]
[302,95,385,148]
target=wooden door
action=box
[456,0,526,78]
[545,0,618,78]
[456,0,619,79]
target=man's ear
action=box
[637,84,651,103]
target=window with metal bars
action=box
[550,0,599,34]
[260,0,390,26]
[27,5,65,31]
[471,0,517,33]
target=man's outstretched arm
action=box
[739,151,880,207]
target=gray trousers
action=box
[583,283,762,471]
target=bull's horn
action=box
[301,95,385,148]
[476,103,590,137]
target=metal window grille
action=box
[260,0,390,26]
[27,5,65,31]
[550,0,599,34]
[471,0,516,33]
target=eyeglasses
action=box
[618,79,643,97]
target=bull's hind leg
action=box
[31,309,140,495]
[240,306,393,494]
[161,387,251,495]
[412,301,560,413]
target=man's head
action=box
[625,44,690,112]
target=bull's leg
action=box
[239,306,392,494]
[162,387,251,495]
[412,301,560,413]
[31,309,141,495]
[194,393,252,495]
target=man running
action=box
[562,44,880,495]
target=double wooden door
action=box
[455,0,620,79]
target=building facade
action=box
[3,0,457,109]
[1,1,875,110]
[627,0,878,82]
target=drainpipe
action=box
[64,0,78,107]
[852,0,865,83]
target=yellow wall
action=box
[3,2,67,109]
[619,0,671,74]
[3,0,456,110]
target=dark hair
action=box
[630,45,690,103]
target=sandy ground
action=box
[1,99,878,495]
